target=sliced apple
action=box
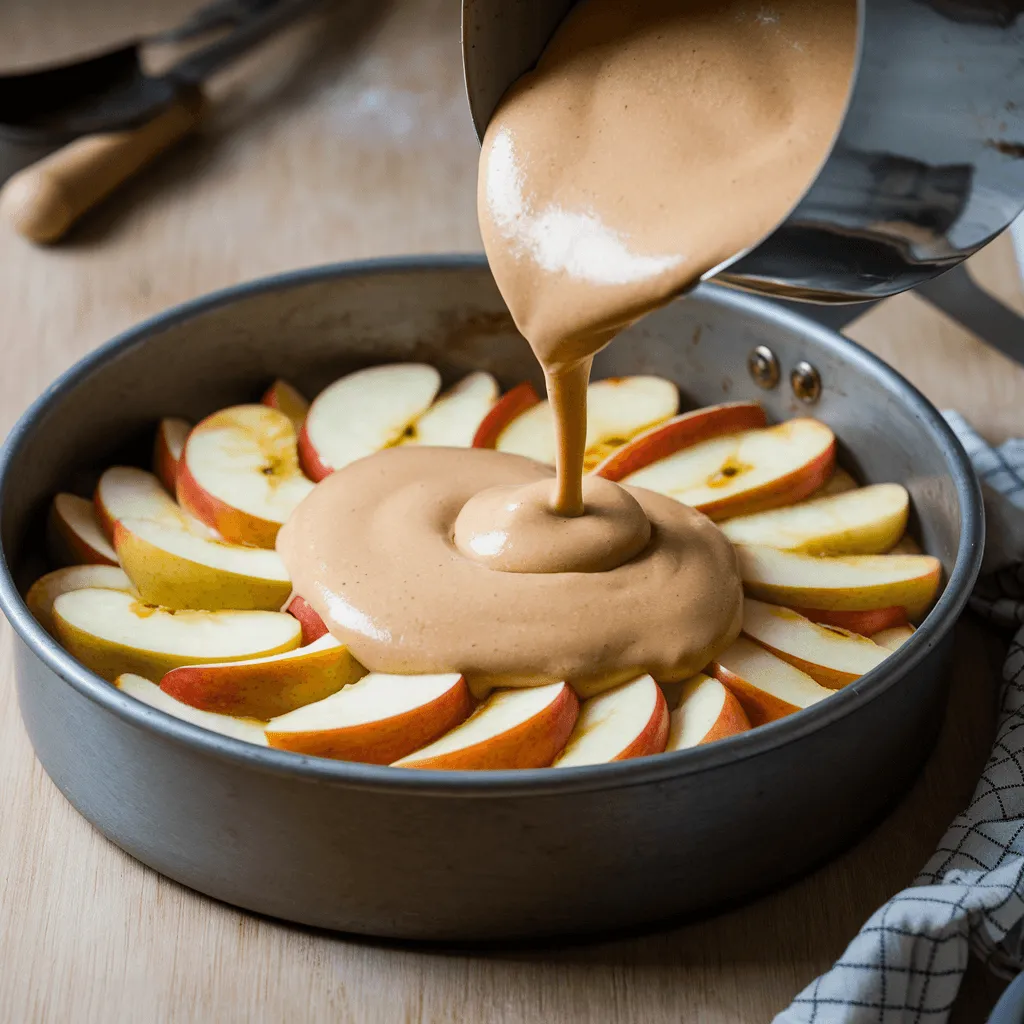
[299,364,442,481]
[721,483,909,556]
[873,625,916,653]
[711,637,834,726]
[265,671,471,762]
[177,404,314,548]
[496,376,680,470]
[394,681,578,770]
[153,417,190,494]
[742,598,888,689]
[160,633,364,719]
[27,564,135,635]
[890,534,924,555]
[47,493,118,567]
[472,381,541,449]
[285,594,329,645]
[664,673,751,751]
[113,517,291,611]
[52,588,301,682]
[116,674,268,746]
[261,379,309,431]
[552,674,668,767]
[735,545,943,620]
[401,372,499,447]
[807,467,858,500]
[96,466,188,540]
[593,401,767,481]
[617,418,836,521]
[792,605,909,636]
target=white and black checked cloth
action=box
[777,414,1024,1023]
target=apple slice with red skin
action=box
[160,633,365,719]
[664,673,750,751]
[872,625,915,653]
[472,382,541,449]
[299,364,442,481]
[394,681,578,770]
[177,404,314,548]
[53,588,301,683]
[735,545,942,620]
[617,418,836,521]
[261,379,309,431]
[552,674,668,767]
[48,493,118,567]
[285,594,329,645]
[27,564,134,635]
[593,401,766,481]
[116,674,268,746]
[791,605,908,637]
[265,671,471,763]
[711,636,833,726]
[495,376,680,470]
[403,372,499,447]
[741,599,888,689]
[153,418,190,494]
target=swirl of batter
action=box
[277,446,742,697]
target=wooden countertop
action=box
[2,3,1023,1021]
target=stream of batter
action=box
[279,0,856,696]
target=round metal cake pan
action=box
[0,256,984,940]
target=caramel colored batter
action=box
[279,0,854,699]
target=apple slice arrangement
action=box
[30,363,943,770]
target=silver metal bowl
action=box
[0,257,983,940]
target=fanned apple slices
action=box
[490,376,680,470]
[178,404,315,548]
[31,369,944,769]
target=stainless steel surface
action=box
[462,0,1024,303]
[748,344,780,390]
[0,257,984,940]
[790,360,822,404]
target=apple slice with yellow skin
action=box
[265,671,471,762]
[48,493,118,566]
[116,674,268,746]
[890,534,924,555]
[53,588,301,682]
[873,624,916,653]
[741,599,888,689]
[160,633,365,719]
[553,674,668,767]
[394,681,578,770]
[791,605,908,636]
[299,364,442,481]
[496,376,680,470]
[153,417,190,494]
[261,379,309,431]
[618,418,836,521]
[402,372,499,447]
[711,637,833,726]
[114,517,291,611]
[721,483,909,556]
[664,673,750,751]
[95,466,209,542]
[27,564,134,635]
[593,401,767,482]
[177,404,314,548]
[472,381,541,449]
[285,594,329,644]
[735,545,942,620]
[809,467,858,499]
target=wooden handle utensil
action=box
[0,87,206,244]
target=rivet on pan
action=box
[791,360,822,404]
[748,345,780,389]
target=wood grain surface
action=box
[1,2,1022,1021]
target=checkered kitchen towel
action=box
[777,414,1024,1023]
